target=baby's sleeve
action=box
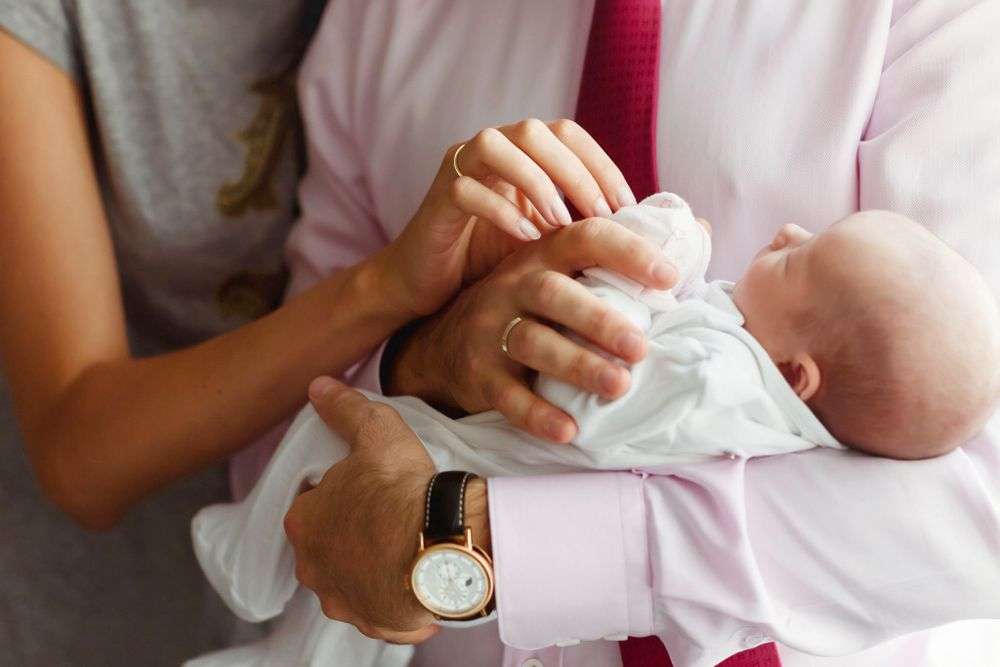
[534,192,717,458]
[583,192,712,312]
[538,319,816,467]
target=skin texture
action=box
[0,34,665,529]
[285,377,453,644]
[733,212,1000,458]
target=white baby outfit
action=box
[187,193,843,667]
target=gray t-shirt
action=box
[0,1,322,664]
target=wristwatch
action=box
[408,471,495,620]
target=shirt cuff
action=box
[488,472,654,649]
[346,339,387,394]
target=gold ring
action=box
[452,142,467,179]
[500,316,526,357]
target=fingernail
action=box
[651,259,676,285]
[309,376,337,400]
[593,196,613,219]
[617,331,644,359]
[617,185,638,208]
[551,197,573,226]
[518,217,541,240]
[598,366,623,394]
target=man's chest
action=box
[354,0,894,278]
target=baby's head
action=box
[733,211,1000,459]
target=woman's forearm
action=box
[28,252,409,529]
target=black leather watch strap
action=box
[423,471,476,542]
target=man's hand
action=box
[388,216,676,442]
[283,377,440,643]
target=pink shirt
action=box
[256,1,1000,665]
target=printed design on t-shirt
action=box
[217,72,298,218]
[216,269,289,321]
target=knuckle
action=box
[525,399,550,433]
[356,403,399,439]
[572,217,609,245]
[472,126,502,152]
[533,270,569,310]
[367,403,399,424]
[626,236,657,263]
[587,305,614,337]
[459,347,482,377]
[571,349,594,384]
[549,118,580,140]
[465,350,487,376]
[494,384,520,415]
[515,117,546,143]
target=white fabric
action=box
[189,194,842,666]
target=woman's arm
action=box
[0,32,414,529]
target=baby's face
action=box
[733,211,913,359]
[732,222,818,359]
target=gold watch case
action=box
[408,527,495,620]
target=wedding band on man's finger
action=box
[500,316,527,357]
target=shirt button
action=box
[522,659,544,667]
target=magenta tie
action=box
[574,0,661,200]
[574,2,782,666]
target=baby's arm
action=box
[536,192,712,442]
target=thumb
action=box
[308,376,416,455]
[308,376,376,446]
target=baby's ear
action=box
[696,217,712,236]
[779,353,821,402]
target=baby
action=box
[733,207,1000,459]
[188,194,1000,667]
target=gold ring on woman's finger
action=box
[452,143,467,179]
[500,316,527,357]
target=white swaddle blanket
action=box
[188,193,842,667]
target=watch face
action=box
[411,545,490,618]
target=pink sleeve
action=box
[491,430,1000,662]
[490,2,1000,659]
[489,472,653,649]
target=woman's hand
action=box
[389,218,677,442]
[375,119,639,319]
[285,378,443,644]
